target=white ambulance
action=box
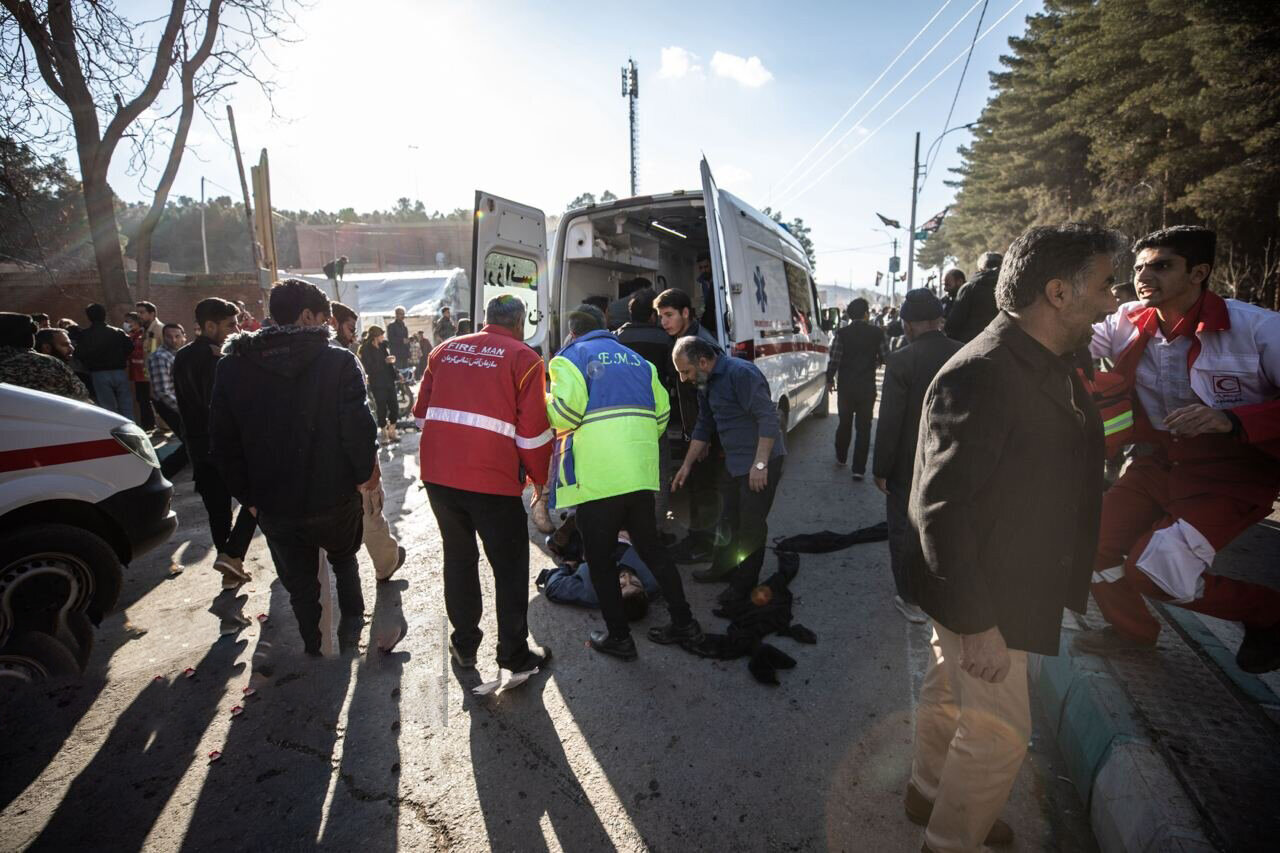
[0,384,177,682]
[468,158,832,430]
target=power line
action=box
[815,240,894,255]
[774,0,988,202]
[771,0,955,201]
[921,0,989,195]
[780,0,1023,207]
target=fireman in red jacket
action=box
[1079,226,1280,673]
[413,295,554,675]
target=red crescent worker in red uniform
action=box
[1078,226,1280,673]
[413,295,553,678]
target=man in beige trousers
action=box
[904,223,1122,851]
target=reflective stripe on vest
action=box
[1102,410,1134,437]
[425,406,552,449]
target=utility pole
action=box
[200,176,209,274]
[907,131,921,290]
[888,236,899,305]
[621,58,638,196]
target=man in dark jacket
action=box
[903,224,1122,852]
[386,306,411,364]
[210,279,378,656]
[872,290,961,625]
[940,268,966,317]
[826,298,883,480]
[615,288,674,390]
[174,298,257,588]
[944,252,1002,343]
[75,302,135,419]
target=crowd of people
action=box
[4,220,1279,852]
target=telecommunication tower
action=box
[621,58,638,196]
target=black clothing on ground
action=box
[835,384,875,473]
[134,381,155,430]
[172,336,222,464]
[873,330,964,487]
[615,321,675,390]
[907,312,1104,655]
[386,319,410,363]
[75,321,133,371]
[210,324,377,517]
[943,266,999,343]
[426,482,537,671]
[771,522,888,553]
[257,493,364,653]
[193,460,257,559]
[686,549,817,685]
[575,489,694,640]
[709,455,784,595]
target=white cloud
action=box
[658,46,701,79]
[716,163,753,187]
[710,51,773,88]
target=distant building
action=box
[295,221,472,274]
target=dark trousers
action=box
[151,399,189,478]
[835,382,876,473]
[371,385,398,427]
[426,483,533,669]
[257,494,364,652]
[194,461,257,559]
[575,490,694,640]
[709,456,785,593]
[134,381,155,430]
[885,483,916,603]
[683,444,723,548]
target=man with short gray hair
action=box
[903,223,1122,852]
[672,333,786,602]
[413,294,553,676]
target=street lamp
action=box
[908,122,979,290]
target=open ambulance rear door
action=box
[470,191,549,352]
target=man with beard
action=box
[903,223,1122,852]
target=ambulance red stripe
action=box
[0,438,130,473]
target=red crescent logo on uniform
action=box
[1212,375,1241,394]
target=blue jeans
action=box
[90,369,133,421]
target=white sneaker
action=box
[894,595,929,624]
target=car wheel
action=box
[778,400,791,434]
[0,631,81,684]
[0,525,124,645]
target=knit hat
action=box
[899,289,945,322]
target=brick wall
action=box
[296,222,472,272]
[0,271,267,328]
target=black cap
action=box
[898,289,945,322]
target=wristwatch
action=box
[754,461,766,471]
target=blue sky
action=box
[109,0,1040,290]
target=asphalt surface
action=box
[0,402,1097,852]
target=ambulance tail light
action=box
[732,340,755,361]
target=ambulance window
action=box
[482,251,541,342]
[784,262,814,336]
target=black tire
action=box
[812,384,830,418]
[397,382,414,415]
[0,525,124,641]
[778,401,791,434]
[0,631,81,683]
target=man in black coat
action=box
[826,298,883,480]
[210,279,378,656]
[944,252,1002,343]
[174,298,257,588]
[872,289,962,625]
[904,224,1123,852]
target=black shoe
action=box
[717,586,750,606]
[670,540,713,563]
[589,630,638,661]
[1071,626,1157,657]
[692,564,736,583]
[509,645,551,674]
[1237,623,1280,674]
[648,619,704,645]
[851,472,865,482]
[449,641,477,669]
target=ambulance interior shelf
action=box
[563,216,661,273]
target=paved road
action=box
[1,404,1096,851]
